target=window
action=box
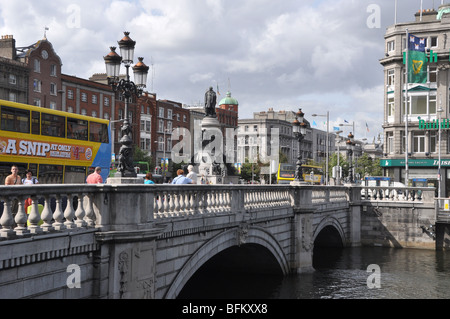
[388,97,394,117]
[104,97,110,106]
[388,69,395,86]
[387,132,394,154]
[67,117,88,141]
[50,64,57,76]
[50,83,57,95]
[34,59,40,72]
[387,40,395,52]
[430,131,437,153]
[33,99,41,107]
[32,111,40,135]
[146,120,151,132]
[81,93,87,102]
[429,95,436,114]
[429,66,437,83]
[158,119,164,132]
[89,122,109,143]
[0,106,30,133]
[81,108,87,115]
[9,74,16,85]
[254,125,258,132]
[92,95,97,104]
[119,109,123,120]
[431,36,438,48]
[104,112,109,120]
[410,96,427,115]
[167,109,173,119]
[183,115,187,122]
[92,110,97,118]
[50,102,56,110]
[67,106,73,113]
[68,90,74,100]
[159,107,164,118]
[33,79,41,92]
[9,92,16,102]
[413,132,425,153]
[41,113,65,137]
[141,120,145,131]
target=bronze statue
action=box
[204,86,217,117]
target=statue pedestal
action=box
[198,116,224,184]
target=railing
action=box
[435,198,450,223]
[360,186,435,203]
[0,184,320,240]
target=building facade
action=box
[380,5,450,195]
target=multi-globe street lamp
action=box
[292,109,307,183]
[104,32,149,177]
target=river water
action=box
[178,247,450,299]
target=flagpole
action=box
[395,0,398,24]
[405,28,410,186]
[420,0,423,21]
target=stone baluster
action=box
[163,192,169,217]
[157,192,164,217]
[206,192,212,213]
[84,194,96,227]
[169,191,177,217]
[0,196,14,238]
[15,196,29,235]
[75,194,87,228]
[189,191,195,215]
[178,191,186,216]
[41,195,54,232]
[200,191,207,214]
[183,191,191,215]
[64,194,76,229]
[53,195,66,230]
[27,196,43,234]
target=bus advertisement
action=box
[276,163,323,184]
[0,100,111,184]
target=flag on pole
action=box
[344,120,349,123]
[312,121,317,127]
[406,34,427,83]
[333,126,340,131]
[216,84,220,95]
[366,122,370,132]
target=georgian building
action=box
[380,5,450,195]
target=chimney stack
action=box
[0,35,16,59]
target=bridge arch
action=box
[313,216,347,247]
[165,225,290,299]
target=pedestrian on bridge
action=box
[172,169,194,185]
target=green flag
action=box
[407,34,427,84]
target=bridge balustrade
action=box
[0,184,435,241]
[360,186,434,202]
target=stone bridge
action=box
[0,183,437,299]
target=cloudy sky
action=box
[0,0,439,142]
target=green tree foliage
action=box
[133,146,155,171]
[355,153,382,178]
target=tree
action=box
[133,146,155,171]
[355,153,382,178]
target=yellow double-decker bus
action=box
[0,99,111,184]
[277,163,323,184]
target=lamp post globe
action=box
[104,32,149,178]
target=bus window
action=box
[42,113,65,138]
[39,164,63,184]
[32,111,40,135]
[1,106,30,133]
[67,117,88,141]
[90,122,109,143]
[65,166,87,184]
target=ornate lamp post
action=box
[292,109,307,183]
[346,132,355,183]
[104,32,149,177]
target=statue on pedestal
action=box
[204,86,217,117]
